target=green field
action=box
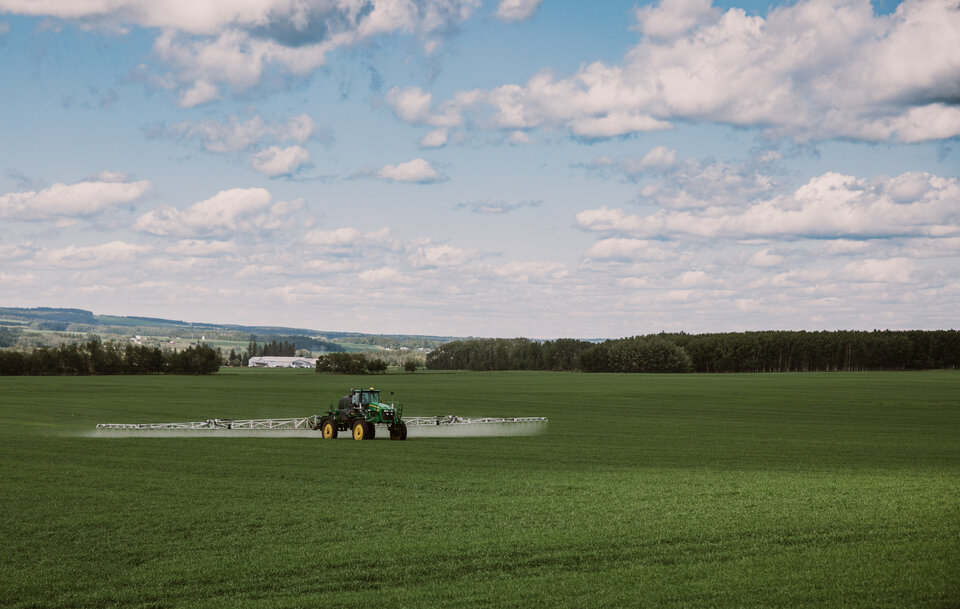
[1,370,958,608]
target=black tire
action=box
[321,418,338,439]
[352,419,374,441]
[390,422,408,441]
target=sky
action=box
[0,0,958,338]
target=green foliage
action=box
[0,326,20,348]
[247,335,344,358]
[404,359,418,373]
[580,336,693,372]
[664,330,960,372]
[164,345,222,375]
[315,352,370,374]
[426,331,960,373]
[427,337,594,371]
[328,333,450,351]
[365,358,388,373]
[0,340,219,375]
[0,371,958,607]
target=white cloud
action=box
[0,176,151,221]
[414,244,477,268]
[453,198,542,214]
[1,1,480,103]
[821,240,872,255]
[634,0,718,40]
[507,130,533,145]
[586,147,778,210]
[177,79,219,107]
[303,227,364,247]
[584,238,675,261]
[496,0,542,22]
[386,86,462,128]
[386,86,435,124]
[250,145,311,177]
[747,248,784,267]
[33,241,151,269]
[154,113,317,153]
[569,112,672,139]
[489,260,568,282]
[0,271,35,285]
[377,158,442,183]
[358,266,408,283]
[839,258,918,284]
[301,227,400,253]
[419,128,449,148]
[134,187,301,237]
[393,0,960,143]
[635,146,678,171]
[164,239,236,256]
[577,172,960,240]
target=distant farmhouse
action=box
[247,356,317,369]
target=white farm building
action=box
[247,356,317,369]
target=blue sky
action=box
[1,0,958,338]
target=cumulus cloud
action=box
[302,226,398,251]
[385,86,463,129]
[303,227,364,247]
[584,238,676,262]
[390,0,960,143]
[586,147,778,209]
[250,145,311,177]
[1,1,481,103]
[178,79,219,107]
[358,266,408,283]
[634,0,718,40]
[150,113,319,175]
[134,187,303,237]
[453,198,542,214]
[376,158,443,183]
[496,0,542,22]
[489,260,568,282]
[577,171,960,240]
[32,241,151,269]
[839,257,918,284]
[747,248,784,267]
[412,244,479,268]
[0,175,150,221]
[164,239,237,256]
[419,128,449,148]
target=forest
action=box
[425,331,960,373]
[0,340,221,375]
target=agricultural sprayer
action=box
[96,387,547,440]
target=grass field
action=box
[1,370,958,608]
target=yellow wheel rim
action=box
[353,424,364,440]
[323,424,333,438]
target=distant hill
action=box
[0,306,462,351]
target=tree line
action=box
[223,336,346,366]
[425,331,960,373]
[315,352,389,374]
[0,340,221,375]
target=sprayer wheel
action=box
[352,420,375,440]
[321,419,338,439]
[390,422,408,441]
